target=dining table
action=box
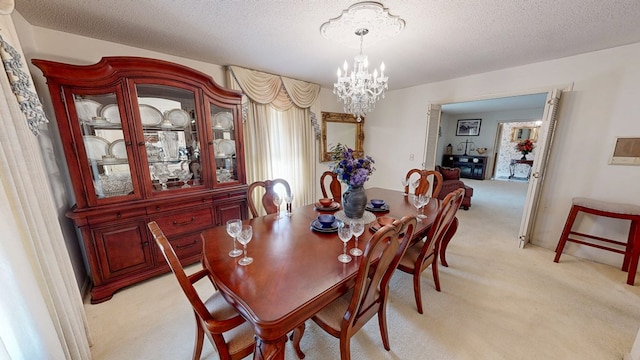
[201,187,453,360]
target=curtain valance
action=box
[228,65,320,111]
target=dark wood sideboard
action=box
[442,154,487,180]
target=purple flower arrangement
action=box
[330,144,375,187]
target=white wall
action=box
[363,42,640,268]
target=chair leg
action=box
[622,220,637,271]
[377,306,391,350]
[291,323,306,359]
[192,313,205,360]
[432,260,441,292]
[339,333,352,360]
[413,270,424,314]
[554,206,579,263]
[626,221,640,286]
[440,217,459,267]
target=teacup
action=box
[377,216,395,227]
[317,214,335,228]
[318,198,333,207]
[370,199,385,208]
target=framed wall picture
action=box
[456,119,482,136]
[609,136,640,165]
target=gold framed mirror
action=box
[320,112,364,162]
[511,126,539,142]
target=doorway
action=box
[426,92,553,246]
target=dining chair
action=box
[291,216,416,360]
[247,178,292,218]
[404,168,443,197]
[320,170,342,203]
[396,188,465,314]
[147,221,255,360]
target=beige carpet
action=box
[84,179,640,359]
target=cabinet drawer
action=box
[87,208,147,226]
[166,233,202,262]
[153,207,214,237]
[212,190,246,201]
[147,197,213,214]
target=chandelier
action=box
[333,28,387,121]
[321,2,405,122]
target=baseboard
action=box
[80,276,91,302]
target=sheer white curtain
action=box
[0,6,90,360]
[226,66,320,211]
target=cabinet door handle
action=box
[176,240,198,249]
[125,141,132,146]
[142,241,149,247]
[173,217,196,226]
[138,141,145,146]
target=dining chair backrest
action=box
[390,215,419,271]
[344,223,400,336]
[404,169,443,197]
[291,217,417,359]
[247,178,292,218]
[420,187,465,266]
[320,171,342,203]
[148,221,255,360]
[148,221,211,321]
[396,187,465,313]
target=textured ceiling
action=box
[15,0,640,93]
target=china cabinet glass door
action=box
[134,84,200,193]
[73,92,136,200]
[209,103,238,184]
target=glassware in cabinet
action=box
[73,93,135,200]
[210,103,237,184]
[134,84,200,192]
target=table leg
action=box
[509,162,515,179]
[254,336,287,360]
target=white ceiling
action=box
[15,0,640,94]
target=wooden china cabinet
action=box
[33,57,248,303]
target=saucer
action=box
[314,202,340,211]
[310,219,339,233]
[365,203,390,212]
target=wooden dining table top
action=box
[201,187,439,359]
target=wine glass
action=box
[152,163,170,190]
[226,219,243,257]
[337,221,353,263]
[412,179,421,194]
[236,225,253,266]
[273,193,283,219]
[349,220,364,257]
[411,194,427,220]
[284,193,294,217]
[420,196,431,218]
[401,178,409,196]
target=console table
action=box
[509,159,534,180]
[442,155,487,180]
